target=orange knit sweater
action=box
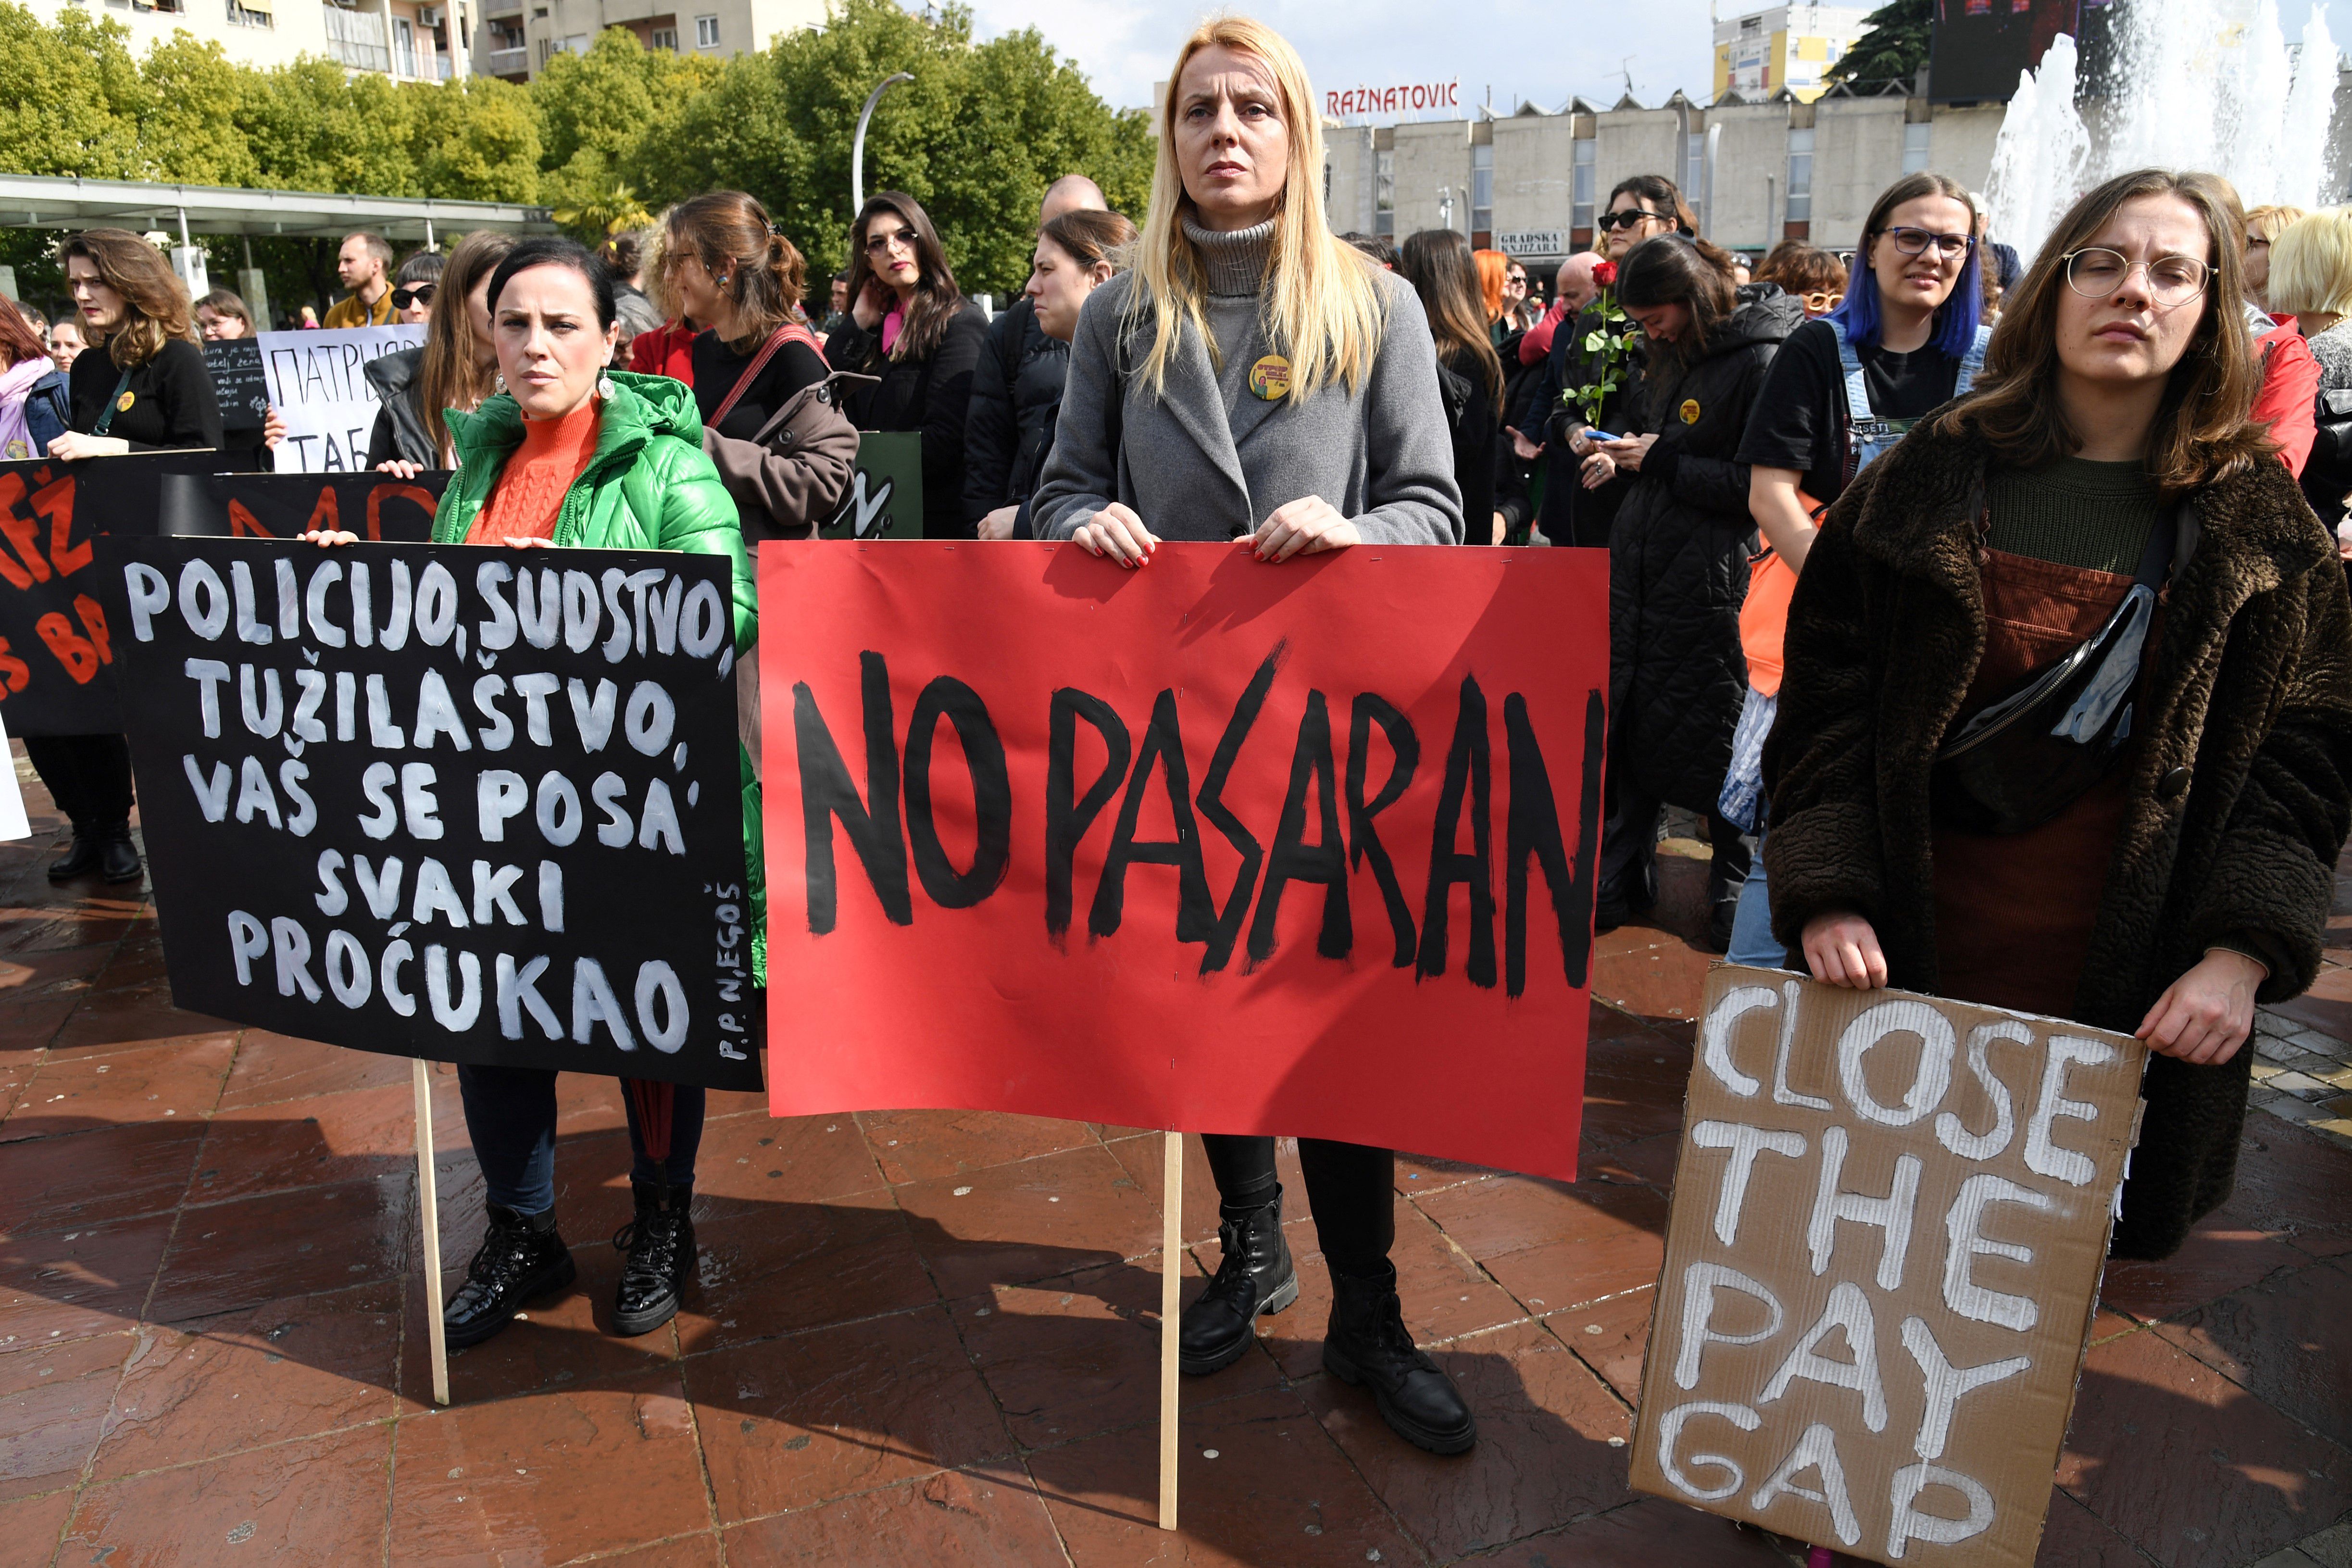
[466,401,601,545]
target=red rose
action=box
[1592,261,1619,287]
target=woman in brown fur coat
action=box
[1763,168,2352,1260]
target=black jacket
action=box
[1608,283,1801,813]
[963,298,1070,527]
[68,338,221,450]
[364,346,436,468]
[827,301,988,540]
[1526,301,1646,548]
[1440,349,1497,544]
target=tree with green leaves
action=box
[626,0,1151,298]
[0,0,1151,314]
[1825,0,1933,89]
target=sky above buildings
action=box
[957,0,1719,115]
[954,0,2333,117]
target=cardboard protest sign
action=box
[105,536,759,1092]
[156,471,448,543]
[259,326,425,474]
[203,340,272,436]
[822,431,923,539]
[1631,966,2148,1567]
[760,541,1607,1180]
[0,451,225,736]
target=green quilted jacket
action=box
[433,371,766,983]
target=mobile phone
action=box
[1586,429,1625,443]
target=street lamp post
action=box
[852,73,915,213]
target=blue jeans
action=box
[1725,825,1788,969]
[457,1064,704,1214]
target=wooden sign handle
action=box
[1159,1129,1182,1532]
[412,1058,450,1407]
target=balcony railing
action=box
[322,3,390,73]
[479,0,522,14]
[328,37,391,70]
[483,45,529,75]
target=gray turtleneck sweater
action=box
[1189,217,1287,425]
[1031,218,1462,543]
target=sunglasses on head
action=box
[1597,208,1670,232]
[390,284,436,310]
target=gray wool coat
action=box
[1030,269,1464,545]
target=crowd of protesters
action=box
[6,7,2350,1472]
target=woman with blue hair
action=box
[1724,172,1992,967]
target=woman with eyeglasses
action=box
[1526,175,1693,552]
[367,231,516,472]
[1725,174,1993,966]
[1765,167,2352,1263]
[827,192,988,539]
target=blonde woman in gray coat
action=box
[1031,15,1472,1455]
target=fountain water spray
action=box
[1984,0,2339,265]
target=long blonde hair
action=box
[1130,16,1384,402]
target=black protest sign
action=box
[108,536,759,1092]
[156,471,449,542]
[204,340,271,435]
[822,431,923,539]
[0,450,225,737]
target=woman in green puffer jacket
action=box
[317,238,759,1349]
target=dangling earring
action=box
[493,370,507,395]
[598,372,617,401]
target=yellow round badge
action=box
[115,391,136,414]
[1249,353,1292,401]
[1679,398,1701,425]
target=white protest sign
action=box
[1631,966,2147,1568]
[258,326,426,475]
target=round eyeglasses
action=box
[2061,248,2210,307]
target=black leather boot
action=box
[98,826,141,885]
[1178,1187,1296,1375]
[47,833,99,881]
[1323,1266,1477,1455]
[443,1203,575,1350]
[612,1179,696,1336]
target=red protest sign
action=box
[759,542,1607,1182]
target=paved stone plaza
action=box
[1,768,2350,1566]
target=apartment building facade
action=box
[25,0,823,88]
[31,0,473,80]
[1714,2,1874,103]
[456,0,823,80]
